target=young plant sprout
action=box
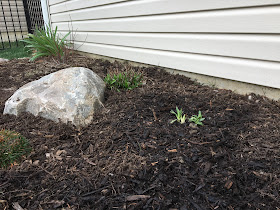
[170,106,187,124]
[189,111,205,126]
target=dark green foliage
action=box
[0,130,31,169]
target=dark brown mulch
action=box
[0,55,279,210]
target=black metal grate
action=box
[24,0,44,33]
[0,0,44,50]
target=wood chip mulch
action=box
[0,55,279,209]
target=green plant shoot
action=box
[21,25,71,62]
[170,106,187,124]
[188,111,205,126]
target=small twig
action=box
[126,195,150,201]
[187,140,213,145]
[219,128,225,140]
[150,108,158,121]
[0,181,9,188]
[111,181,117,195]
[81,185,110,197]
[38,166,56,180]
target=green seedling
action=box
[189,111,205,126]
[170,106,187,124]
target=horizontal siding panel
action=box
[0,9,24,13]
[62,32,280,62]
[51,0,280,22]
[0,21,27,27]
[50,0,132,13]
[0,25,27,30]
[0,28,28,32]
[0,16,26,22]
[53,6,280,33]
[0,2,24,9]
[74,42,280,89]
[49,0,128,7]
[0,31,28,35]
[0,32,28,42]
[0,11,25,17]
[49,0,68,6]
[1,1,24,6]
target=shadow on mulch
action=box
[0,55,279,209]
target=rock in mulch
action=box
[3,67,105,127]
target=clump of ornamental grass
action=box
[104,66,143,91]
[21,25,71,62]
[0,129,31,169]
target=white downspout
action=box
[40,0,49,28]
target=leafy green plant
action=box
[189,111,205,126]
[21,25,71,62]
[0,129,31,169]
[104,69,143,91]
[170,106,187,124]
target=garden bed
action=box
[0,55,279,209]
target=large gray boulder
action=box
[3,67,105,127]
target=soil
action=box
[0,55,279,210]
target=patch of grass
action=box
[104,67,143,91]
[0,129,31,169]
[0,41,31,60]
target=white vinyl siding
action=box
[49,0,280,89]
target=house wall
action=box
[0,0,28,35]
[48,0,280,90]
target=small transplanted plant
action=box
[170,106,187,124]
[189,111,205,126]
[104,66,143,91]
[0,129,31,169]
